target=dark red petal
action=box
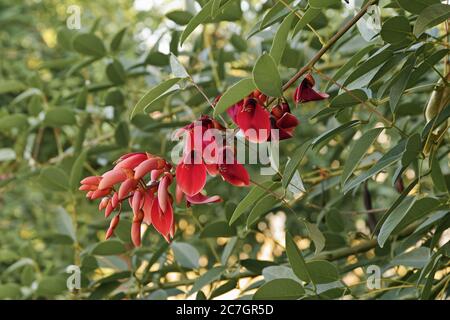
[226,102,242,124]
[175,152,207,196]
[236,100,271,143]
[219,162,250,187]
[205,163,219,176]
[294,77,329,103]
[276,112,299,129]
[186,192,222,204]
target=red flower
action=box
[270,102,300,140]
[223,90,271,143]
[175,151,207,196]
[294,74,329,103]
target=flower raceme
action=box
[80,152,176,245]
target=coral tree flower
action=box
[270,101,300,140]
[294,74,329,104]
[80,152,176,246]
[175,116,250,205]
[225,90,271,143]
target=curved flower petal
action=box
[98,169,127,190]
[134,158,160,180]
[175,152,207,196]
[219,162,250,187]
[151,197,174,239]
[186,192,222,204]
[142,191,154,225]
[114,153,148,170]
[294,75,329,103]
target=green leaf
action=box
[91,240,127,256]
[38,166,70,191]
[393,197,441,233]
[401,133,421,167]
[431,155,447,192]
[306,260,339,284]
[221,237,237,265]
[262,265,299,282]
[309,0,341,8]
[189,266,225,294]
[0,114,28,130]
[211,0,222,18]
[200,221,236,238]
[380,16,411,44]
[326,45,375,90]
[330,89,368,108]
[180,0,213,45]
[270,12,295,65]
[210,279,238,299]
[282,140,311,189]
[397,0,440,14]
[377,197,415,247]
[110,27,127,52]
[252,53,282,97]
[115,121,130,148]
[292,7,320,37]
[0,80,26,95]
[302,220,326,255]
[343,140,406,194]
[44,108,77,127]
[253,279,305,300]
[70,150,87,191]
[73,33,106,57]
[130,77,181,119]
[0,283,22,299]
[55,207,76,242]
[169,53,189,78]
[344,49,393,86]
[106,59,126,85]
[341,128,383,186]
[246,195,280,227]
[391,247,431,268]
[37,275,68,296]
[230,33,247,51]
[166,10,194,26]
[390,55,416,112]
[286,232,310,282]
[172,242,200,269]
[213,78,256,118]
[413,3,450,36]
[311,120,361,151]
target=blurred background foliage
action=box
[0,0,449,300]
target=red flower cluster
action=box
[224,90,300,143]
[80,73,328,246]
[175,115,250,199]
[80,152,175,245]
[294,74,329,104]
